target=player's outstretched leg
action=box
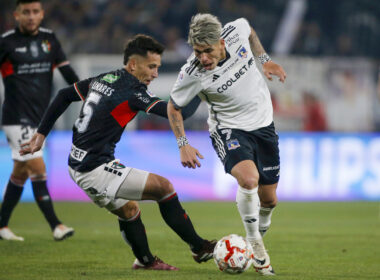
[158,192,216,263]
[114,201,178,271]
[126,173,216,263]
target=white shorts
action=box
[2,125,44,161]
[68,159,149,211]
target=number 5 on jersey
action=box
[75,91,102,133]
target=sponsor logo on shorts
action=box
[227,139,240,150]
[263,165,280,172]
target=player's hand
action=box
[19,133,45,155]
[263,61,286,83]
[179,145,204,169]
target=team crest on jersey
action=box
[101,74,120,83]
[238,46,247,58]
[227,139,240,150]
[41,40,51,53]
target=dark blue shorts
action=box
[210,122,280,185]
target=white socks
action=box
[259,207,274,237]
[236,186,261,241]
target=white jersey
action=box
[170,18,273,132]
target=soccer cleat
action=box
[250,238,271,269]
[53,224,74,241]
[255,264,276,276]
[132,256,179,270]
[0,227,24,241]
[191,239,217,263]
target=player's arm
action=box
[19,80,90,155]
[167,99,203,169]
[58,63,80,85]
[148,95,201,120]
[53,32,80,84]
[248,26,286,83]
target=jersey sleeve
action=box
[233,18,251,39]
[51,33,68,66]
[0,36,7,65]
[170,68,202,109]
[128,86,161,112]
[73,78,91,101]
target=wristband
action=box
[177,136,189,148]
[258,53,271,65]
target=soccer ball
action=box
[213,234,254,274]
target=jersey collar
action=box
[217,49,231,67]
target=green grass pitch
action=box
[1,201,380,280]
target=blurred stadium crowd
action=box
[1,0,379,132]
[1,0,379,59]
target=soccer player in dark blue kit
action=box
[0,0,77,241]
[20,34,216,270]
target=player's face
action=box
[132,52,161,85]
[14,2,44,35]
[193,39,226,71]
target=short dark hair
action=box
[17,0,41,6]
[123,34,164,65]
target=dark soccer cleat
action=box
[132,256,179,271]
[192,239,217,263]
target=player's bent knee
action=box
[10,174,27,186]
[239,176,259,190]
[113,201,140,220]
[158,176,175,196]
[261,198,277,208]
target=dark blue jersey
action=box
[0,27,73,126]
[68,68,162,172]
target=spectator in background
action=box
[302,91,327,131]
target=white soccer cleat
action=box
[53,224,74,241]
[0,227,24,241]
[250,238,275,275]
[255,264,276,276]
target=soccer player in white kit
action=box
[167,13,286,276]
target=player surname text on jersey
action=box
[91,81,115,96]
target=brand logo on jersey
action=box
[238,46,248,58]
[227,139,240,150]
[146,90,156,97]
[15,46,27,53]
[41,40,51,53]
[101,74,120,84]
[212,74,220,82]
[135,92,150,103]
[30,41,39,57]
